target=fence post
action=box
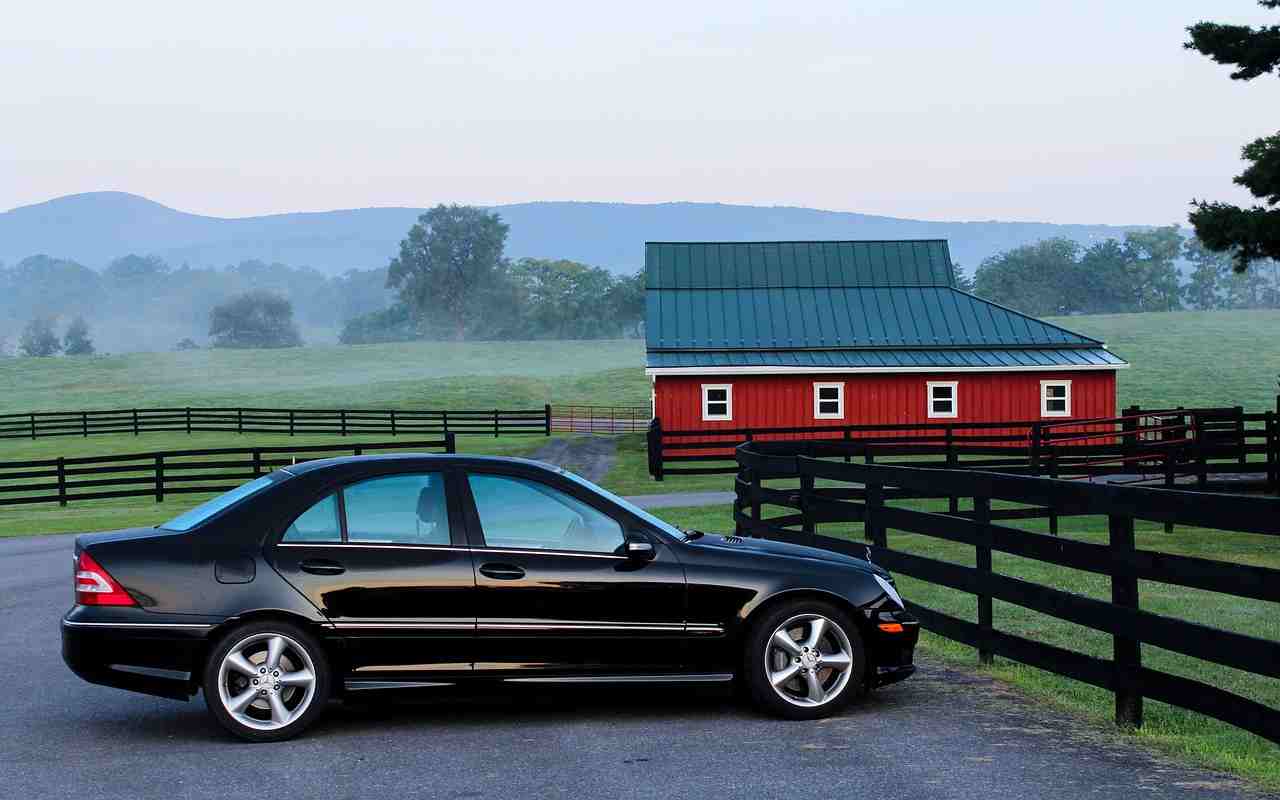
[1267,410,1278,492]
[288,409,295,436]
[82,411,88,438]
[443,411,449,435]
[252,449,261,477]
[1192,412,1207,489]
[1048,449,1059,536]
[647,418,664,481]
[390,410,397,437]
[353,445,363,456]
[946,425,959,515]
[445,431,457,454]
[864,480,884,547]
[1029,422,1042,476]
[340,410,347,437]
[185,407,191,435]
[1121,406,1139,472]
[154,455,164,503]
[799,472,816,545]
[237,408,243,435]
[494,409,500,438]
[1235,405,1246,465]
[1109,512,1143,730]
[544,404,552,437]
[975,495,994,665]
[133,409,139,436]
[57,457,67,507]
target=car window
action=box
[468,473,624,554]
[281,494,342,542]
[343,473,450,545]
[158,474,280,532]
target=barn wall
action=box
[653,371,1117,433]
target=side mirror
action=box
[624,536,656,561]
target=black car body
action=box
[63,455,917,740]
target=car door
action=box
[460,466,688,676]
[270,470,475,681]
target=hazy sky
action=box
[1,1,1274,224]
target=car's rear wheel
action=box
[744,600,865,720]
[202,621,330,742]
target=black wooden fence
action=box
[0,406,552,440]
[732,439,1280,744]
[0,435,455,508]
[649,404,1279,494]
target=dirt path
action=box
[531,434,618,483]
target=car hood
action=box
[682,533,889,577]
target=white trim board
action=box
[646,363,1127,377]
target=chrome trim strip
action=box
[479,621,685,632]
[504,673,734,685]
[62,620,213,630]
[344,680,455,691]
[332,622,474,630]
[474,547,625,560]
[276,543,461,551]
[686,624,725,635]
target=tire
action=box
[202,620,331,742]
[743,599,866,720]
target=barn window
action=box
[1041,380,1071,417]
[701,384,733,421]
[813,382,844,419]
[927,381,958,419]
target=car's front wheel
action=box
[202,621,331,742]
[744,600,865,719]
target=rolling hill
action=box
[0,191,1148,275]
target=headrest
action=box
[417,485,443,524]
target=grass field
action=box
[655,503,1280,790]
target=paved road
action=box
[1,533,1265,800]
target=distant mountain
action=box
[0,191,1148,276]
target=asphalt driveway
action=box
[0,533,1265,800]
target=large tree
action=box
[62,316,95,355]
[386,205,509,341]
[208,290,303,349]
[1186,1,1280,270]
[19,318,61,357]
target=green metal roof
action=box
[646,240,954,289]
[645,240,1127,371]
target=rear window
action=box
[158,475,280,532]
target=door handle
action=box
[299,558,346,576]
[479,563,526,580]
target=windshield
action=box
[558,469,687,541]
[158,474,281,532]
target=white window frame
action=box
[927,381,958,419]
[813,382,845,420]
[701,383,733,422]
[1040,380,1072,418]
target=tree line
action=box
[969,227,1280,316]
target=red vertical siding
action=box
[654,371,1117,433]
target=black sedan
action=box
[63,454,917,741]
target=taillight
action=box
[75,550,136,606]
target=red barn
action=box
[645,240,1128,434]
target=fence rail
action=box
[0,406,552,440]
[648,403,1279,495]
[732,439,1280,744]
[0,435,456,508]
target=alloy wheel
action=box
[763,613,854,708]
[216,632,318,731]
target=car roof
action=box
[279,453,562,477]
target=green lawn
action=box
[654,502,1280,791]
[0,338,649,413]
